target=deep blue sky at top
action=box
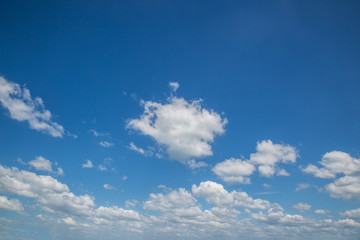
[0,0,360,203]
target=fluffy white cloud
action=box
[82,159,94,168]
[0,76,65,137]
[292,202,311,212]
[0,195,24,214]
[340,208,360,219]
[0,164,143,224]
[192,181,271,210]
[29,156,53,172]
[28,156,64,175]
[325,175,360,200]
[0,164,94,216]
[303,151,360,200]
[96,206,141,221]
[212,140,297,183]
[249,140,297,177]
[302,151,360,179]
[144,188,202,217]
[212,158,255,184]
[251,205,309,226]
[127,97,227,162]
[99,141,114,148]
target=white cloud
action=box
[187,159,208,169]
[192,181,271,210]
[96,206,141,221]
[104,184,116,190]
[169,82,179,92]
[29,156,53,172]
[98,165,107,171]
[28,156,64,175]
[295,183,311,192]
[89,129,109,137]
[302,151,360,200]
[0,195,24,214]
[99,141,114,148]
[292,202,311,212]
[212,140,297,183]
[325,175,360,200]
[144,188,202,217]
[249,140,298,177]
[127,97,227,162]
[212,158,255,184]
[302,151,360,179]
[263,183,272,188]
[82,159,94,168]
[315,209,330,215]
[129,142,145,155]
[0,76,65,137]
[62,217,77,225]
[0,164,143,223]
[340,208,360,219]
[57,167,64,176]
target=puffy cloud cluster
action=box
[192,181,270,210]
[302,151,360,200]
[0,164,359,240]
[341,208,360,219]
[213,140,297,184]
[144,188,202,217]
[0,164,141,223]
[0,76,65,137]
[127,97,227,162]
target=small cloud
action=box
[292,202,311,212]
[295,183,311,192]
[57,167,64,176]
[98,165,107,171]
[89,129,109,137]
[263,184,272,188]
[122,176,127,180]
[82,160,94,168]
[169,82,179,92]
[187,159,208,169]
[99,141,114,148]
[276,169,290,176]
[315,209,330,215]
[29,156,53,172]
[67,132,78,139]
[129,142,145,155]
[125,200,139,208]
[103,184,116,190]
[62,217,76,226]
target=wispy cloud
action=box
[99,141,114,148]
[0,77,65,137]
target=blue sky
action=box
[0,0,360,239]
